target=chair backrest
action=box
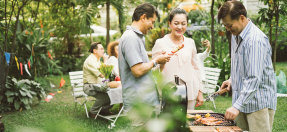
[69,71,85,98]
[203,67,222,89]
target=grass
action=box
[1,62,287,132]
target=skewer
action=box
[168,44,184,55]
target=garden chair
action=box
[202,67,222,109]
[69,71,125,129]
[69,71,94,118]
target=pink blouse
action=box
[152,35,202,100]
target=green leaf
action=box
[26,92,33,98]
[30,91,37,96]
[17,81,25,89]
[0,96,3,100]
[12,78,18,84]
[19,90,27,96]
[25,44,31,51]
[7,97,14,103]
[24,104,31,110]
[5,90,15,96]
[14,100,20,110]
[5,83,13,89]
[20,97,29,105]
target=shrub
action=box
[0,77,46,112]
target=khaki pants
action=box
[235,108,275,132]
[127,104,155,132]
[83,84,112,114]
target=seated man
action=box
[83,42,113,118]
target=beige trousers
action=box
[127,104,155,132]
[235,108,275,132]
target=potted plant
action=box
[217,24,225,36]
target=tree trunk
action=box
[118,0,124,35]
[4,1,15,52]
[4,0,7,52]
[106,1,110,47]
[11,0,28,54]
[0,49,7,97]
[119,12,123,35]
[211,0,215,61]
[273,0,279,71]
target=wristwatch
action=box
[152,60,157,67]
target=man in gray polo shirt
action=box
[118,3,171,131]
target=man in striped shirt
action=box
[218,1,277,132]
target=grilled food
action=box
[193,117,224,126]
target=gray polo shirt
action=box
[118,26,159,113]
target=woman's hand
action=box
[201,39,211,52]
[99,74,104,78]
[196,90,204,107]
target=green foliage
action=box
[34,77,52,92]
[188,9,210,25]
[57,53,88,74]
[2,76,46,112]
[145,27,170,51]
[191,30,211,53]
[7,26,62,78]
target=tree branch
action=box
[33,0,41,27]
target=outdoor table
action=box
[107,85,123,105]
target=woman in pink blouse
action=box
[152,8,204,110]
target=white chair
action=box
[202,67,222,109]
[69,71,94,118]
[69,71,125,129]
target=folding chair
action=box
[94,105,126,129]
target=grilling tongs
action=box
[204,85,228,102]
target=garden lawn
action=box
[2,62,287,132]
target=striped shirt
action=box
[231,20,277,113]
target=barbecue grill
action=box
[187,113,236,126]
[160,75,189,131]
[159,75,238,131]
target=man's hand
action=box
[224,107,239,121]
[220,79,231,91]
[196,90,204,106]
[155,51,171,64]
